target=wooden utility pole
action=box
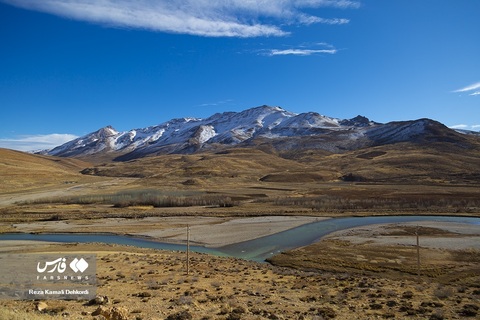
[186,224,190,276]
[415,226,420,280]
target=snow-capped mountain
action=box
[46,105,470,160]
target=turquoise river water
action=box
[0,215,478,262]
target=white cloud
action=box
[298,15,350,25]
[449,124,468,129]
[267,48,337,56]
[197,99,234,107]
[453,82,480,96]
[449,124,480,132]
[1,0,359,37]
[261,42,338,56]
[0,134,78,152]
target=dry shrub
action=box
[263,195,480,213]
[20,189,237,208]
[434,285,455,299]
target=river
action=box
[1,215,478,262]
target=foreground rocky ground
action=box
[1,237,479,320]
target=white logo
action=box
[69,258,89,273]
[37,258,67,273]
[37,257,89,274]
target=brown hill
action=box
[0,148,93,193]
[79,138,480,186]
[304,142,480,184]
[2,135,480,214]
[79,148,329,189]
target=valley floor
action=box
[2,215,322,248]
[0,217,479,319]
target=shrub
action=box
[19,189,237,208]
[434,286,455,300]
[261,194,480,213]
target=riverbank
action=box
[1,217,479,319]
[2,216,479,258]
[322,220,480,250]
[1,240,480,320]
[269,219,480,285]
[2,215,323,247]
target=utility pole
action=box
[415,226,420,280]
[186,224,190,276]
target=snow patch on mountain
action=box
[195,125,217,144]
[45,105,467,159]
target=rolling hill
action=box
[0,148,93,193]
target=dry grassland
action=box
[2,146,480,217]
[0,149,99,194]
[1,146,479,319]
[1,242,479,320]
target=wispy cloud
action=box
[261,42,338,56]
[197,99,234,108]
[297,15,350,25]
[267,48,337,56]
[453,82,480,96]
[450,124,469,129]
[450,124,480,132]
[1,0,359,37]
[0,134,78,152]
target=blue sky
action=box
[0,0,479,151]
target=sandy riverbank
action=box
[0,240,59,252]
[5,215,324,247]
[269,218,480,288]
[322,220,480,250]
[3,216,480,251]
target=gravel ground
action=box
[323,220,480,250]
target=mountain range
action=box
[45,105,477,161]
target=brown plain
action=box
[0,140,479,319]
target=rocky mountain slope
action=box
[45,105,475,161]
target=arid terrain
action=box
[1,235,479,320]
[2,0,480,315]
[1,143,480,319]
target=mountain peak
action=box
[255,105,285,111]
[340,115,374,127]
[97,125,118,136]
[44,106,473,160]
[238,105,291,116]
